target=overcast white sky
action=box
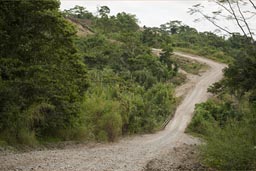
[60,0,256,36]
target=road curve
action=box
[0,52,226,171]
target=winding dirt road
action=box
[0,52,226,171]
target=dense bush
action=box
[201,118,256,170]
[81,87,122,141]
[145,83,176,126]
[121,83,176,134]
[0,0,88,144]
[83,68,177,137]
[188,97,256,170]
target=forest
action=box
[0,0,255,170]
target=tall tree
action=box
[98,6,110,18]
[0,0,87,142]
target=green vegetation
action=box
[187,96,256,170]
[68,7,182,139]
[0,0,87,145]
[139,8,256,170]
[75,25,178,138]
[172,55,207,75]
[0,1,179,145]
[143,21,239,64]
[1,4,255,171]
[181,0,256,168]
[187,37,256,169]
[186,1,256,169]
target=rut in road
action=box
[0,51,226,171]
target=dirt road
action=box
[0,52,226,171]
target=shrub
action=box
[201,121,256,170]
[145,83,175,120]
[81,87,122,141]
[188,98,256,170]
[119,86,146,134]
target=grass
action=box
[171,72,187,86]
[0,140,8,147]
[174,47,233,64]
[172,54,208,75]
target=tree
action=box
[160,45,177,74]
[115,12,139,32]
[63,5,93,19]
[0,0,87,143]
[98,6,110,18]
[160,20,183,34]
[224,38,256,94]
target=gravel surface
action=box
[0,51,226,171]
[144,143,215,171]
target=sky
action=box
[60,0,256,36]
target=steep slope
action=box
[67,17,94,37]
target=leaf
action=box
[193,3,201,7]
[212,10,222,15]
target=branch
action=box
[215,1,234,16]
[236,1,254,40]
[249,0,256,10]
[215,0,244,22]
[198,10,233,35]
[227,0,248,38]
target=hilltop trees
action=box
[63,5,94,19]
[98,6,110,18]
[94,6,139,34]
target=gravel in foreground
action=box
[144,144,215,171]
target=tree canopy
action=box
[0,0,88,144]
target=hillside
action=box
[67,17,94,37]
